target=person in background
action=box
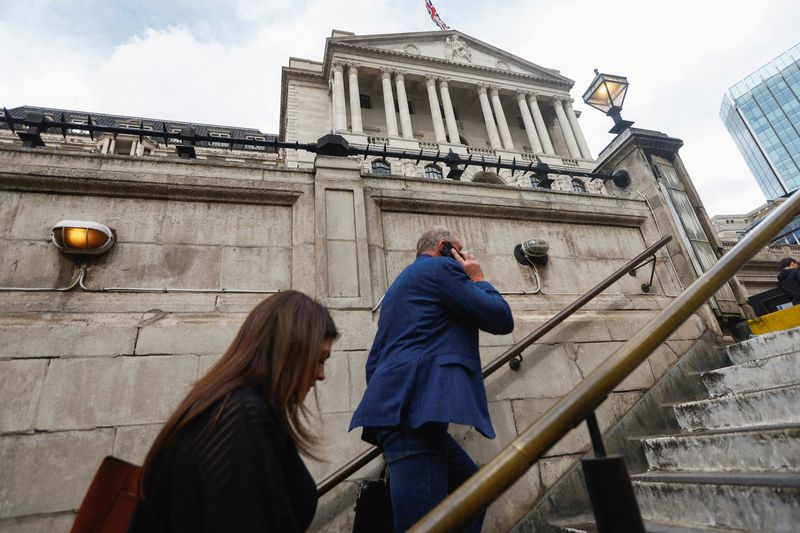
[129,291,338,533]
[350,225,514,532]
[778,257,800,305]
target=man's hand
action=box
[451,248,485,283]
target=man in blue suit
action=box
[350,226,514,532]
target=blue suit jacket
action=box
[350,255,514,442]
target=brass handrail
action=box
[410,190,800,532]
[317,235,672,497]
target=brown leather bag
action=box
[71,456,142,533]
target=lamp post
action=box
[582,69,634,134]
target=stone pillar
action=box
[516,90,542,153]
[477,84,502,150]
[527,93,554,155]
[394,70,414,139]
[425,75,447,143]
[489,86,514,150]
[380,68,399,137]
[347,63,363,134]
[438,78,460,144]
[564,98,592,159]
[331,61,348,132]
[554,96,581,158]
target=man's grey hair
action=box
[416,226,458,257]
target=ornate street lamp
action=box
[582,69,634,134]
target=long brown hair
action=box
[139,290,338,494]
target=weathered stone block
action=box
[0,429,114,518]
[136,314,243,355]
[512,398,589,456]
[574,342,655,391]
[486,343,583,401]
[35,356,197,430]
[305,412,376,483]
[325,190,356,240]
[670,313,707,341]
[328,310,376,352]
[347,351,369,411]
[452,400,516,466]
[540,454,581,488]
[484,464,541,533]
[326,240,359,297]
[90,243,222,289]
[514,313,613,344]
[648,343,680,380]
[309,350,351,415]
[0,314,139,359]
[0,359,47,432]
[159,203,292,247]
[220,246,291,291]
[0,240,64,287]
[113,424,162,466]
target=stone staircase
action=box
[515,326,800,533]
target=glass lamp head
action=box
[582,70,630,114]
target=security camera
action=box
[514,239,549,267]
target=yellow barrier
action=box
[748,305,800,335]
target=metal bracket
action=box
[629,255,657,293]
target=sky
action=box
[1,0,799,216]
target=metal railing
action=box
[409,190,800,532]
[316,235,672,497]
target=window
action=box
[360,94,372,109]
[572,179,587,193]
[424,164,443,179]
[371,159,391,175]
[209,131,230,138]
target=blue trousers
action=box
[375,423,485,533]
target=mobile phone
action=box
[439,241,454,258]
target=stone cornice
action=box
[595,128,685,173]
[325,41,573,89]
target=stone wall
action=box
[0,146,714,532]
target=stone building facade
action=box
[0,29,750,533]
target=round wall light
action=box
[51,220,115,255]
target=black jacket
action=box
[778,268,800,304]
[129,388,317,533]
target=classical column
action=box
[527,93,554,155]
[347,63,363,134]
[394,70,413,139]
[477,84,502,150]
[554,96,581,158]
[563,98,592,159]
[489,86,514,150]
[516,90,542,153]
[331,61,348,132]
[425,75,447,143]
[380,67,399,137]
[438,77,460,144]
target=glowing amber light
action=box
[61,227,109,250]
[51,220,115,255]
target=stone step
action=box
[673,384,800,431]
[701,352,800,398]
[551,517,751,532]
[632,472,800,533]
[725,326,800,365]
[642,424,800,473]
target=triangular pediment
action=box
[326,30,573,86]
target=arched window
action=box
[472,172,504,185]
[424,164,443,179]
[371,159,391,176]
[572,179,587,193]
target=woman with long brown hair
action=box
[129,291,338,532]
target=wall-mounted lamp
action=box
[514,238,549,267]
[582,69,634,134]
[51,220,115,256]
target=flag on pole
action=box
[425,0,449,31]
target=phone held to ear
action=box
[439,241,454,258]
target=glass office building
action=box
[721,43,800,200]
